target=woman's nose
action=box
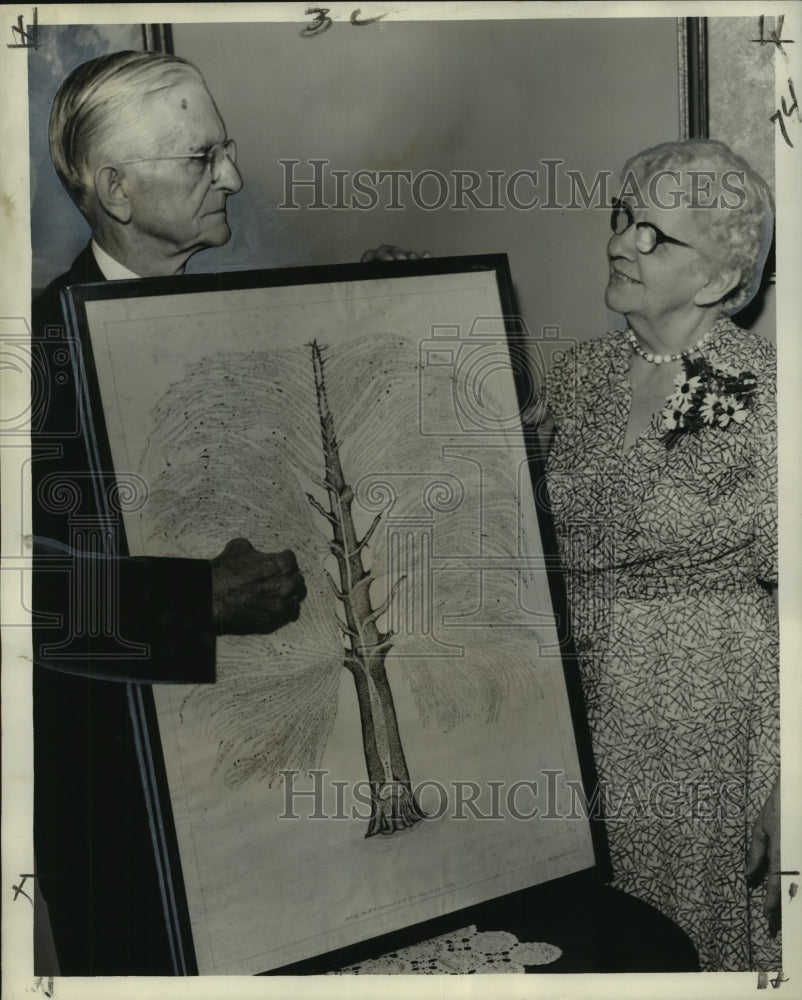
[607,226,638,260]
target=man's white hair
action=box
[49,50,204,215]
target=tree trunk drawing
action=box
[306,341,425,837]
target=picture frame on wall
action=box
[678,15,777,338]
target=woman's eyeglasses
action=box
[610,198,693,255]
[116,139,237,183]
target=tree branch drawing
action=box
[139,336,549,840]
[307,341,424,836]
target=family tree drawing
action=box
[307,340,423,834]
[140,332,546,837]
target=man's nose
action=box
[215,154,243,194]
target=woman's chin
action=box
[604,284,625,313]
[604,280,640,316]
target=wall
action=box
[707,17,776,343]
[33,18,772,345]
[26,18,681,340]
[174,18,680,346]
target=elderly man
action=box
[35,50,307,636]
[32,50,310,975]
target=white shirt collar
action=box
[91,240,142,281]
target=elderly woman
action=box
[544,139,778,971]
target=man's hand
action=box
[361,244,432,262]
[211,538,306,636]
[746,778,781,935]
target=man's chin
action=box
[202,217,232,248]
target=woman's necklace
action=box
[627,326,715,365]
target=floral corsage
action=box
[660,356,757,449]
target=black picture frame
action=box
[679,16,709,140]
[60,254,608,974]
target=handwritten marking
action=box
[12,873,36,905]
[7,8,38,49]
[751,15,794,56]
[771,79,800,148]
[770,970,788,989]
[350,9,387,26]
[27,977,54,997]
[301,7,386,37]
[300,7,333,38]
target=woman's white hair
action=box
[49,50,204,215]
[622,139,775,313]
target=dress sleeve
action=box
[752,360,777,586]
[544,344,579,429]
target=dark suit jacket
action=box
[32,243,216,682]
[32,245,215,974]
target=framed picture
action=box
[678,15,777,336]
[679,14,777,189]
[62,255,601,974]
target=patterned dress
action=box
[545,316,779,971]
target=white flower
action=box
[672,373,703,400]
[666,391,693,414]
[699,393,720,425]
[716,394,748,428]
[661,405,687,431]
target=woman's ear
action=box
[94,165,132,224]
[695,265,741,307]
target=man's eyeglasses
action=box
[116,139,237,183]
[610,198,693,255]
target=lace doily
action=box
[329,924,562,974]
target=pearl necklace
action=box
[627,327,714,365]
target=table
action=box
[268,875,699,975]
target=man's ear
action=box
[695,265,741,307]
[94,165,132,224]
